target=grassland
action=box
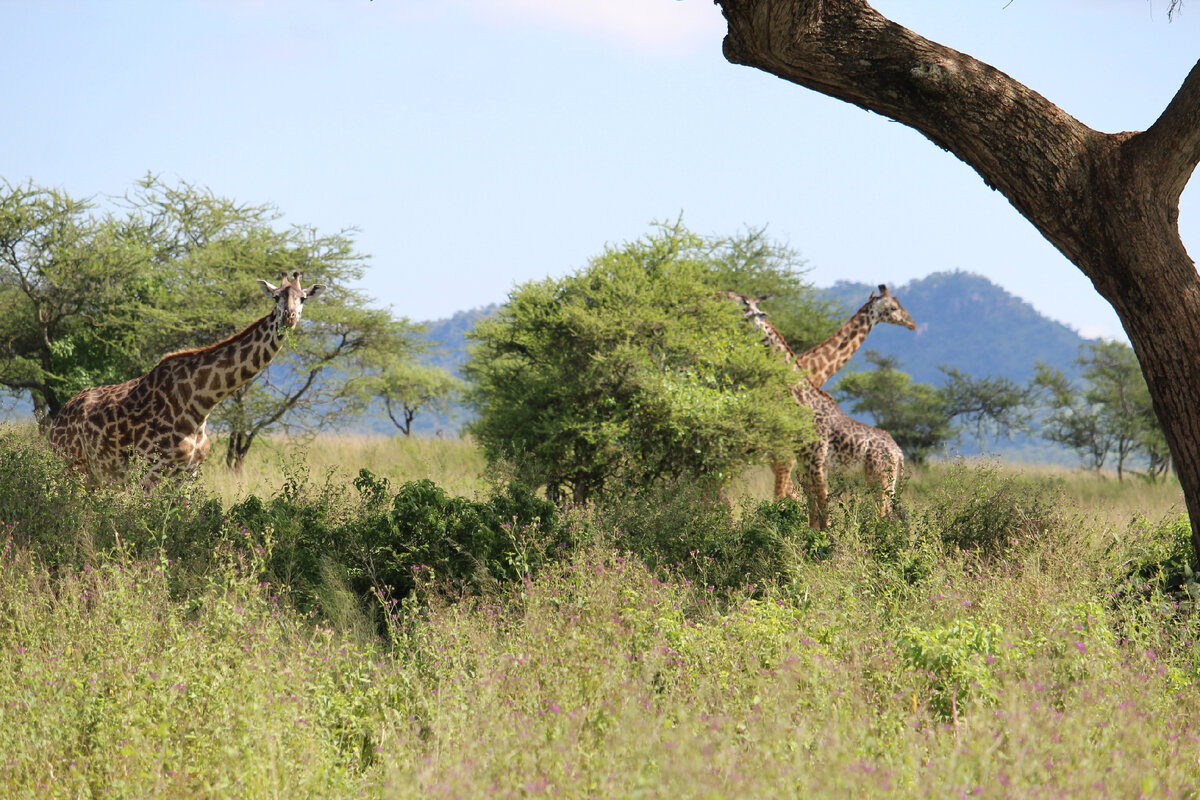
[1,426,1198,798]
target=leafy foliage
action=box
[594,482,831,592]
[465,221,816,502]
[0,181,157,420]
[366,359,462,437]
[1033,341,1166,479]
[901,619,1006,721]
[914,460,1063,557]
[0,176,428,467]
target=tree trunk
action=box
[716,0,1200,563]
[225,431,254,472]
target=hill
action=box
[819,270,1093,388]
[1,275,1100,461]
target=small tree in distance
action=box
[1033,341,1167,481]
[371,359,462,437]
[833,351,1031,464]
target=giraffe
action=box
[48,271,325,482]
[770,284,916,499]
[723,291,904,529]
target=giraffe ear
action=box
[303,284,327,300]
[258,279,279,297]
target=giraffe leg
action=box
[770,456,801,501]
[864,449,904,520]
[797,464,829,531]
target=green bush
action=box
[917,461,1063,556]
[0,425,89,564]
[594,481,825,591]
[346,472,569,599]
[0,425,225,573]
[225,469,573,609]
[1112,512,1195,597]
[901,619,1008,720]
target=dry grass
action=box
[200,433,489,504]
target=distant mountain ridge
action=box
[403,271,1096,447]
[819,271,1093,389]
[2,273,1099,461]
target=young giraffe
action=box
[723,291,904,529]
[770,285,916,500]
[48,271,325,481]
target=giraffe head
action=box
[865,284,916,330]
[718,290,768,317]
[257,271,327,328]
[718,291,797,360]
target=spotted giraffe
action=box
[769,284,916,499]
[723,291,904,529]
[48,271,325,481]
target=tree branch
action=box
[716,0,1108,263]
[1136,58,1200,204]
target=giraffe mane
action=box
[152,311,269,367]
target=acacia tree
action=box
[714,0,1200,561]
[466,222,814,504]
[368,360,462,437]
[834,352,1030,463]
[1033,363,1112,477]
[118,178,424,470]
[1033,341,1166,481]
[1,176,421,469]
[0,181,157,422]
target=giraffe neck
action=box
[795,299,874,387]
[747,315,801,372]
[153,309,289,422]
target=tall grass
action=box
[201,433,488,504]
[1,426,1198,797]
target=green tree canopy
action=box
[834,352,1031,465]
[700,225,842,350]
[0,181,157,420]
[1,176,427,468]
[364,357,463,437]
[1033,341,1167,480]
[464,222,817,504]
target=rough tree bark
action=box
[714,0,1200,562]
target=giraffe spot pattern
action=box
[46,275,320,483]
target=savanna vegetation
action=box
[2,423,1199,798]
[3,181,1196,797]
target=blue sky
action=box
[4,0,1198,339]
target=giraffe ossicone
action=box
[48,271,326,482]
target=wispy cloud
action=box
[454,0,726,54]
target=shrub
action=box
[1112,512,1195,597]
[346,473,569,600]
[0,425,89,563]
[594,480,824,591]
[0,425,224,574]
[918,461,1063,556]
[901,619,1007,721]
